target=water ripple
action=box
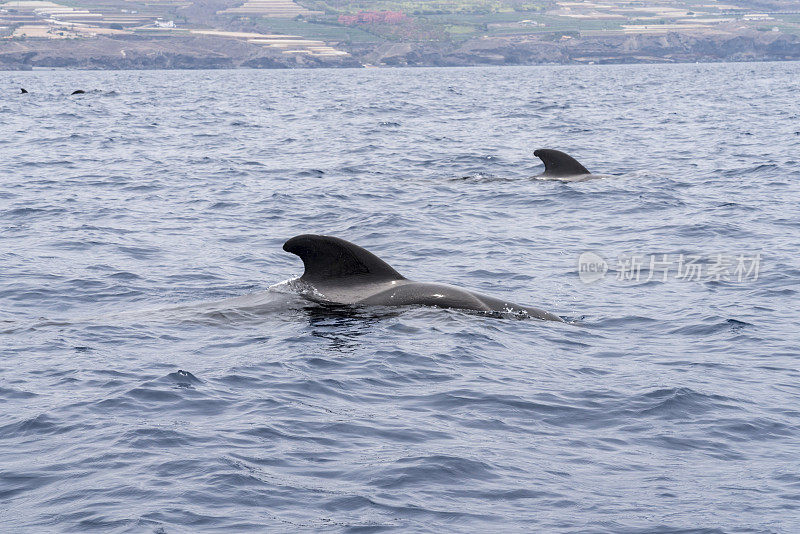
[1,63,799,532]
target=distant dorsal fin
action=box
[283,235,405,284]
[534,149,590,177]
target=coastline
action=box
[3,28,800,70]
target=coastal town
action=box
[1,0,800,68]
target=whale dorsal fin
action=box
[283,235,405,284]
[534,149,590,177]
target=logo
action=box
[578,251,608,284]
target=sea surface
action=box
[1,63,799,533]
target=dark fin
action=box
[534,149,590,177]
[283,235,405,284]
[71,90,85,95]
[20,88,28,94]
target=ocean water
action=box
[1,63,799,533]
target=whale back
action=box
[283,234,405,285]
[534,149,590,177]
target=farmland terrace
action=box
[1,0,800,68]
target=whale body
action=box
[534,149,603,182]
[283,234,562,321]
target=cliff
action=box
[348,30,800,67]
[0,35,361,70]
[2,29,799,70]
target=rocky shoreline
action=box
[349,30,800,67]
[2,29,799,70]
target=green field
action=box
[254,18,384,42]
[301,0,543,15]
[750,22,800,36]
[425,11,625,38]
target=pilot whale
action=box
[283,234,563,321]
[534,149,604,182]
